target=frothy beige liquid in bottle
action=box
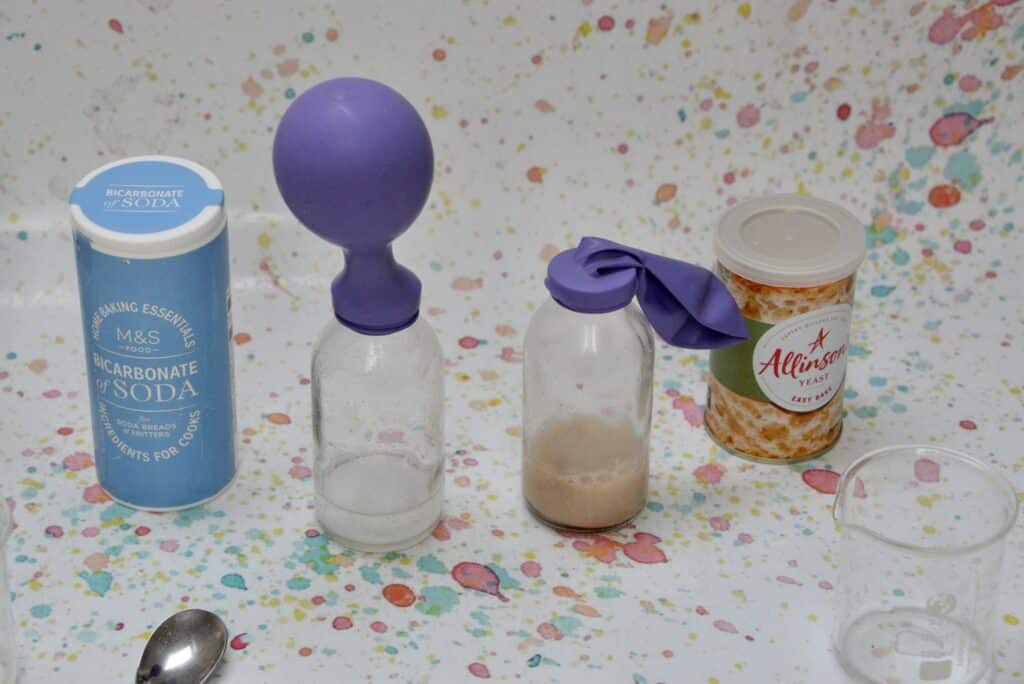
[523,414,649,531]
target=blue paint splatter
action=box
[905,146,935,168]
[871,285,896,297]
[486,563,522,591]
[550,615,583,638]
[359,565,383,585]
[221,573,247,590]
[30,604,51,618]
[286,577,311,591]
[417,554,447,574]
[677,108,686,123]
[80,571,113,596]
[416,586,460,616]
[891,248,909,266]
[944,152,981,190]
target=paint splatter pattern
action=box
[0,1,1022,682]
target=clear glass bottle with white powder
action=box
[273,77,444,551]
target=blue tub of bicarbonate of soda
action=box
[69,156,237,510]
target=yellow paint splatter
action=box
[922,525,936,535]
[258,232,271,249]
[1005,614,1020,626]
[7,213,18,224]
[737,4,751,18]
[431,105,448,119]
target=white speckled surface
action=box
[1,1,1022,682]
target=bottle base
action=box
[524,498,642,534]
[316,485,443,553]
[100,468,238,512]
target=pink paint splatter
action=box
[928,1,1017,46]
[737,533,753,544]
[42,389,61,399]
[520,561,542,578]
[929,112,993,147]
[62,452,93,471]
[572,535,622,563]
[83,484,110,504]
[82,527,99,538]
[818,580,834,590]
[538,622,563,640]
[276,59,299,77]
[370,621,387,633]
[499,346,523,363]
[709,516,730,532]
[159,540,179,552]
[622,532,668,564]
[954,240,972,254]
[432,521,451,540]
[736,104,760,128]
[108,19,123,34]
[468,662,491,679]
[451,562,509,602]
[332,616,353,630]
[672,395,703,427]
[377,430,405,443]
[84,552,108,573]
[914,458,941,482]
[958,75,982,92]
[288,464,312,480]
[959,419,977,430]
[241,77,264,98]
[452,277,484,291]
[802,469,840,494]
[713,619,738,634]
[776,575,802,586]
[853,477,867,499]
[855,99,895,150]
[230,633,250,650]
[694,462,726,485]
[645,10,673,45]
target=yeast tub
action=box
[70,156,237,510]
[705,195,866,463]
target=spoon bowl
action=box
[136,609,227,684]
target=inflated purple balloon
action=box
[273,78,434,334]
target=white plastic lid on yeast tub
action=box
[714,194,866,288]
[69,155,225,259]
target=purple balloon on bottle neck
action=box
[273,77,434,335]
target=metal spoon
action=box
[136,609,228,683]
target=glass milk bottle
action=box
[523,238,748,531]
[274,78,444,551]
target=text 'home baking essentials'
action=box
[523,237,747,531]
[70,156,237,510]
[705,195,866,463]
[274,78,445,552]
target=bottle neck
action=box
[331,244,421,335]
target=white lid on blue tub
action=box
[69,155,226,258]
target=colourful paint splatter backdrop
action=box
[1,1,1022,682]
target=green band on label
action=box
[709,316,773,403]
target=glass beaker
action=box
[0,498,14,684]
[833,445,1019,684]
